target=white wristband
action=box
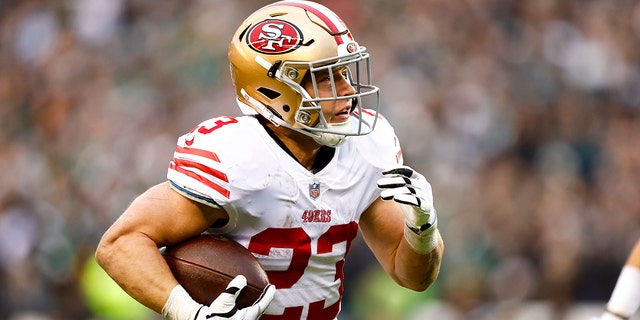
[607,265,640,318]
[161,285,203,320]
[403,224,439,254]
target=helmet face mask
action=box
[281,52,379,133]
[228,0,380,146]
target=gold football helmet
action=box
[228,0,380,146]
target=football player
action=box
[95,1,444,319]
[593,238,640,320]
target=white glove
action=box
[377,166,438,254]
[162,275,276,320]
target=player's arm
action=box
[95,181,225,313]
[359,167,443,291]
[96,181,275,320]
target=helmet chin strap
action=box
[311,121,350,147]
[238,90,350,147]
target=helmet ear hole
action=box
[257,87,281,100]
[283,105,290,112]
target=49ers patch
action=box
[246,19,303,54]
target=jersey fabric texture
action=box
[167,111,403,320]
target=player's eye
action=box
[314,71,332,84]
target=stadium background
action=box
[1,0,639,319]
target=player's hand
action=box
[377,166,437,234]
[195,275,275,320]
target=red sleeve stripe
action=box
[172,157,228,182]
[175,146,220,162]
[169,160,231,199]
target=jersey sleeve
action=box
[167,116,239,208]
[356,110,404,170]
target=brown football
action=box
[162,234,269,309]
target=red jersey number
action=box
[197,116,238,134]
[248,222,358,320]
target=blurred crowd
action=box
[1,0,639,319]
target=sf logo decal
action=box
[247,19,303,54]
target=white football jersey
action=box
[167,111,403,320]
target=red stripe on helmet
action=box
[269,1,353,45]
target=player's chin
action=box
[330,114,351,123]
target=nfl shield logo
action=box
[309,182,321,199]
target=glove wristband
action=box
[405,214,437,235]
[403,220,439,254]
[161,285,203,320]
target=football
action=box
[162,234,269,309]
